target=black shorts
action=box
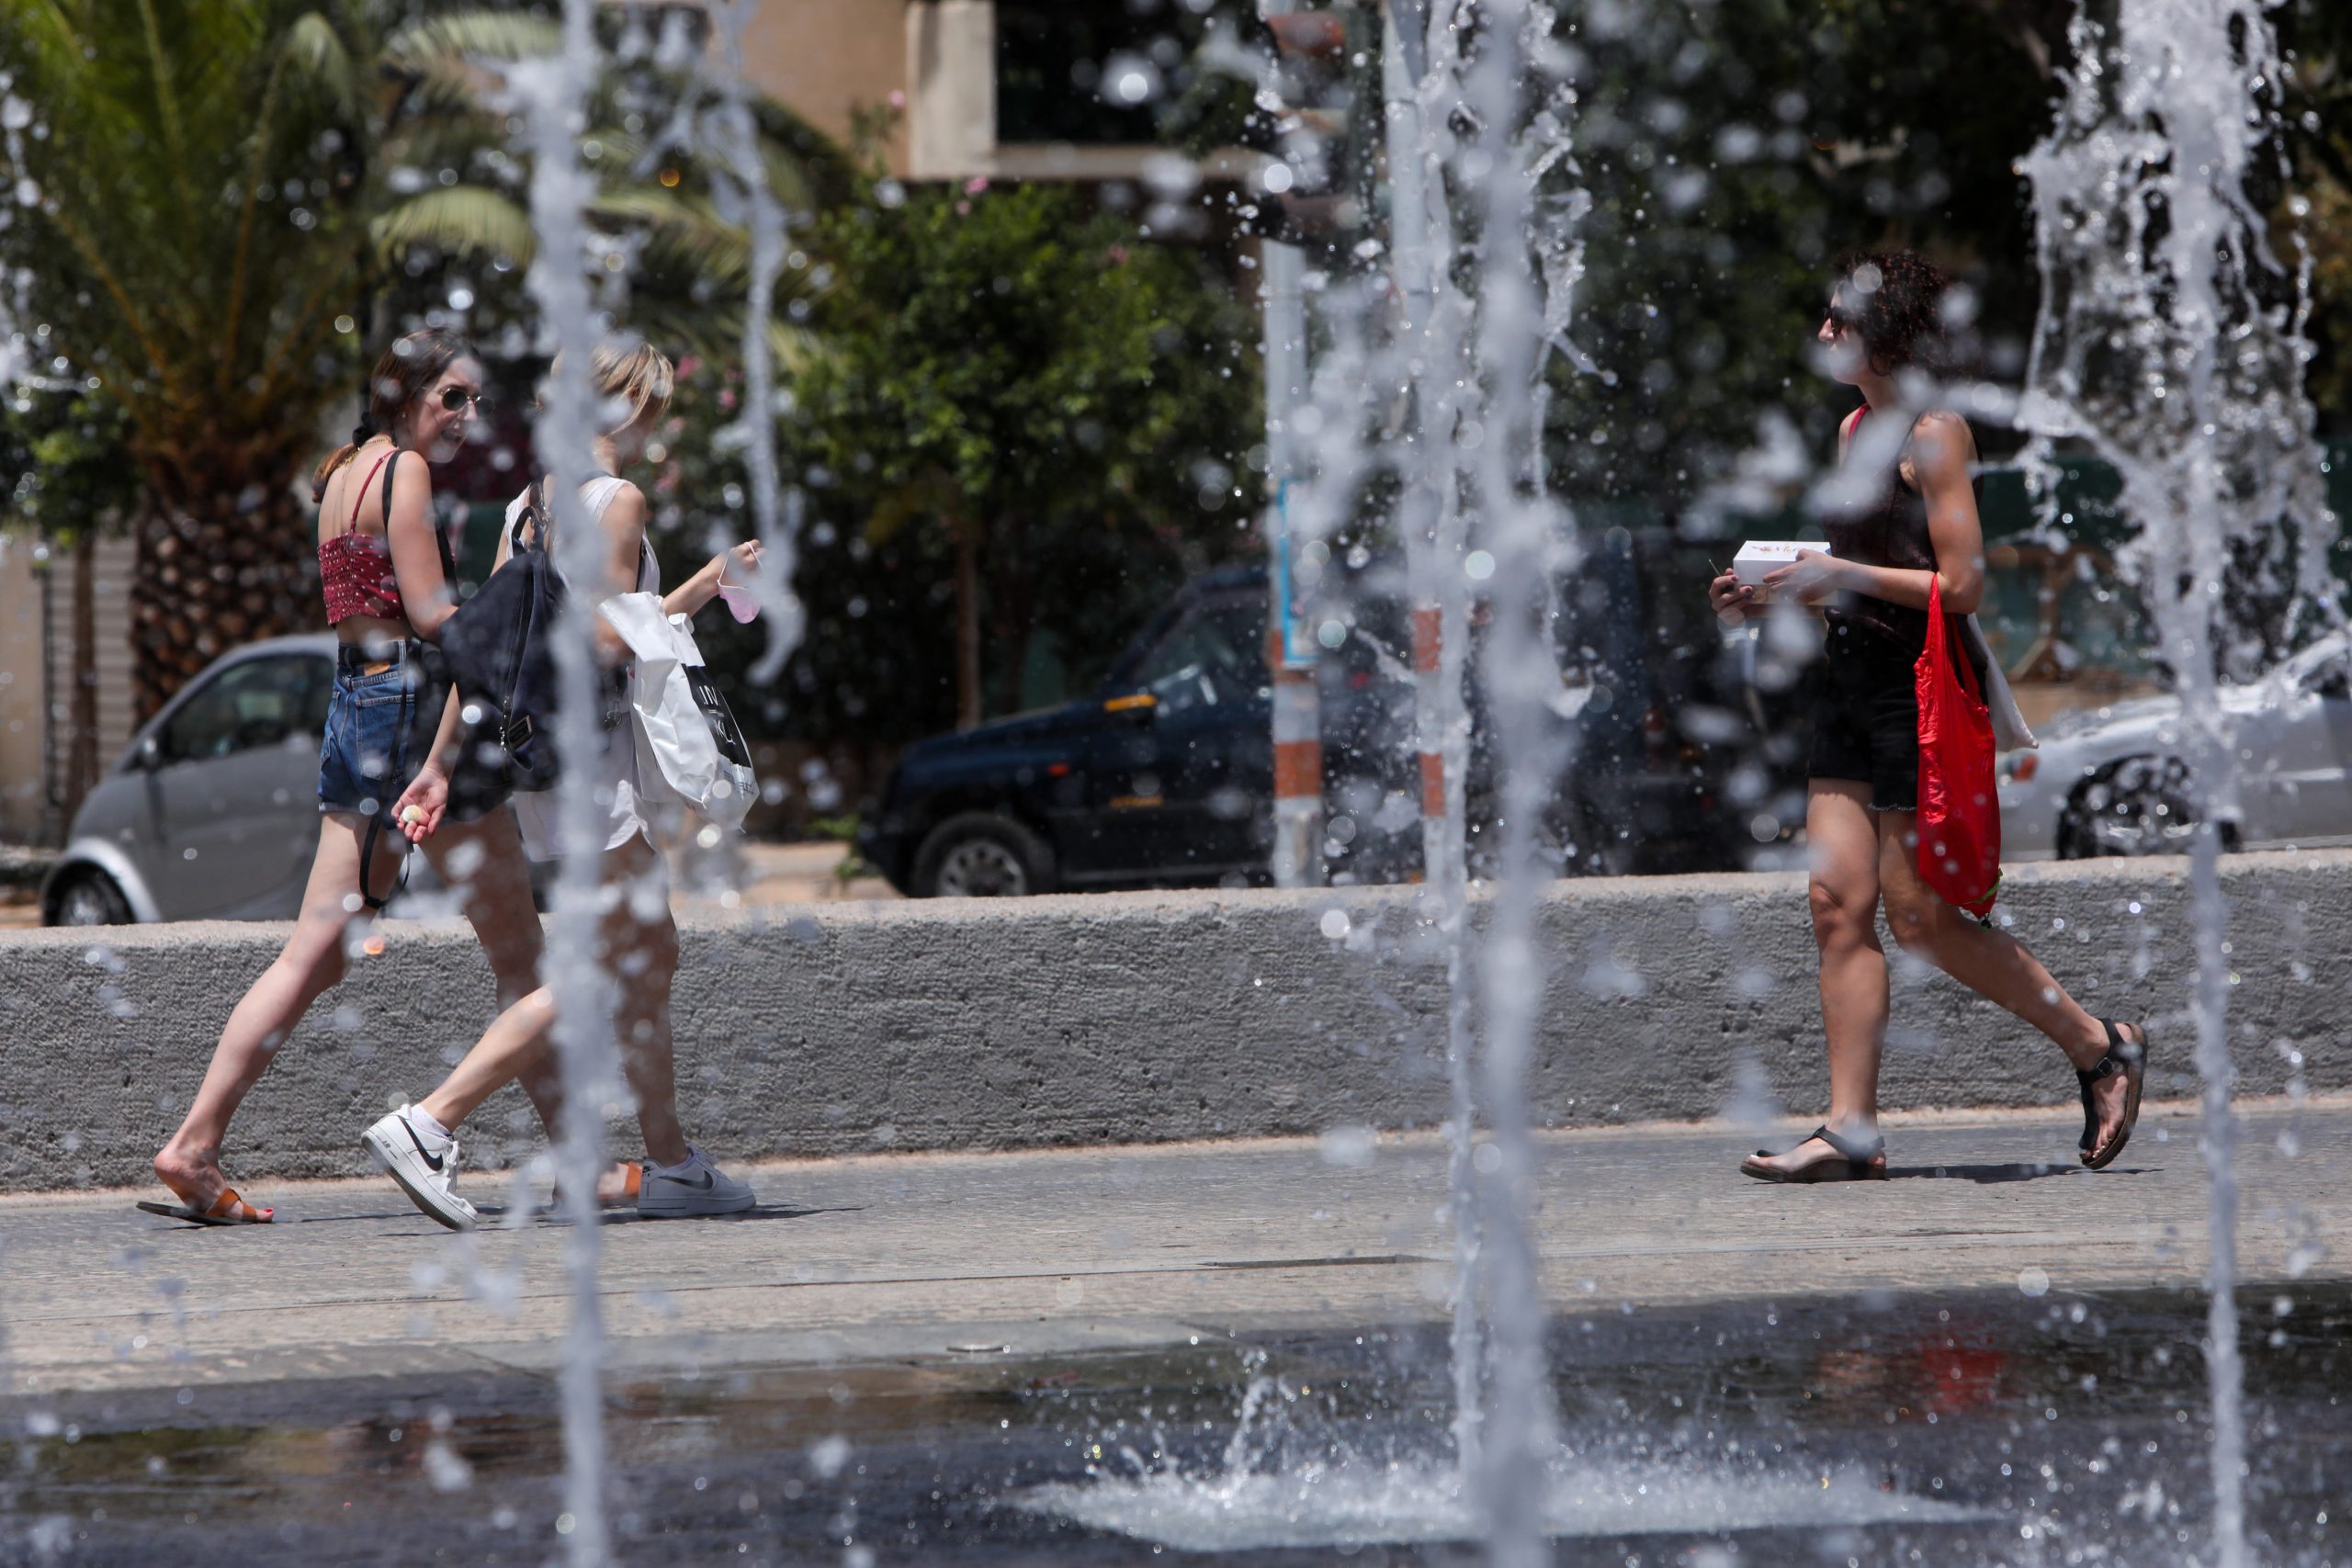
[1808,622,1920,812]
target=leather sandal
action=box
[137,1184,274,1225]
[1740,1123,1888,1183]
[2079,1019,2147,1171]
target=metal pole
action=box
[1383,0,1449,887]
[1261,234,1323,886]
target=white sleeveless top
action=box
[506,477,661,861]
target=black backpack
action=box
[438,479,629,795]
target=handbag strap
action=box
[1923,579,1981,700]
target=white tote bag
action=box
[600,592,757,828]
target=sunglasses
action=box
[438,385,491,414]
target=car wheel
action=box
[48,868,134,926]
[2060,756,2202,859]
[911,813,1057,898]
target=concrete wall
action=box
[737,0,910,171]
[3,851,2345,1191]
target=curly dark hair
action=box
[1827,250,1951,377]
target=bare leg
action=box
[1876,811,2144,1146]
[605,834,687,1168]
[424,811,556,1116]
[418,831,687,1168]
[428,809,543,1013]
[1745,781,1889,1178]
[153,815,401,1205]
[417,987,558,1130]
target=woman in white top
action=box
[366,339,762,1227]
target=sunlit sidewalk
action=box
[5,1099,2342,1404]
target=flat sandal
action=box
[1741,1123,1888,1183]
[2079,1019,2147,1170]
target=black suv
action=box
[858,541,1809,897]
[857,567,1413,896]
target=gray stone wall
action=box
[3,851,2342,1190]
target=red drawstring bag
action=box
[1914,580,2000,918]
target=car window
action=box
[159,657,326,763]
[1134,597,1266,715]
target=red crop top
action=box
[320,448,407,625]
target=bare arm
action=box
[385,457,457,638]
[1830,413,1984,615]
[1765,412,1984,615]
[594,483,651,665]
[663,539,763,619]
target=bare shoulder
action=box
[599,479,650,538]
[1909,410,1978,467]
[388,446,435,509]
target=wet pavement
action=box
[4,1103,2347,1563]
[5,1285,2345,1566]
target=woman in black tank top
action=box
[1705,252,2149,1183]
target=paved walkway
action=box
[4,1099,2343,1407]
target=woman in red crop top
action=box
[145,331,611,1224]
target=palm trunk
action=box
[62,529,99,820]
[955,515,982,731]
[131,465,312,719]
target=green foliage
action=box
[0,0,371,469]
[368,22,855,368]
[775,177,1261,732]
[2278,1,2352,427]
[1531,0,2064,514]
[1531,0,2352,513]
[0,0,853,707]
[0,381,138,540]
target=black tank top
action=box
[1818,409,1983,658]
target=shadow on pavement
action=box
[1884,1162,2151,1184]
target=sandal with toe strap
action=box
[1740,1123,1888,1183]
[2079,1019,2147,1171]
[137,1184,274,1226]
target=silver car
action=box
[40,636,515,923]
[1998,633,2352,859]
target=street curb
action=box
[2,850,2344,1190]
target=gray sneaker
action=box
[364,1104,478,1231]
[636,1147,755,1219]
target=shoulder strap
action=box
[336,449,396,538]
[379,447,401,528]
[511,479,545,551]
[1838,405,1867,460]
[380,446,463,587]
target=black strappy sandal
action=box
[2079,1019,2147,1171]
[1740,1123,1888,1183]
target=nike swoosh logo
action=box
[401,1117,446,1173]
[654,1169,714,1190]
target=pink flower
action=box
[718,389,738,411]
[1107,244,1130,265]
[956,200,970,216]
[676,354,702,378]
[888,89,906,109]
[964,176,989,196]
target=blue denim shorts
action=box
[318,644,441,817]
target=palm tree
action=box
[0,1,842,716]
[367,10,844,367]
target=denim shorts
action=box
[318,644,442,817]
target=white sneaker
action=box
[364,1104,478,1231]
[636,1147,755,1219]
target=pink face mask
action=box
[716,579,761,624]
